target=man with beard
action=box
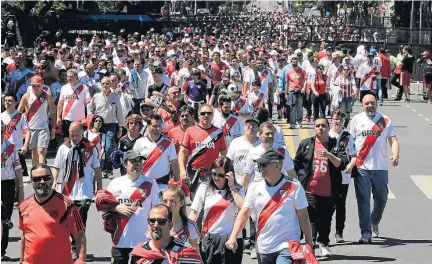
[102,150,161,264]
[167,105,194,153]
[212,95,242,146]
[157,86,182,133]
[52,122,102,258]
[178,104,227,198]
[19,163,86,264]
[133,114,179,190]
[40,53,59,87]
[129,204,202,264]
[349,95,399,243]
[1,122,24,261]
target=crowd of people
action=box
[1,8,431,264]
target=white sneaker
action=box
[250,248,257,259]
[295,122,302,129]
[318,243,333,257]
[372,224,379,238]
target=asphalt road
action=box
[4,94,432,264]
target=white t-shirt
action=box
[243,145,294,183]
[53,143,100,200]
[1,110,28,149]
[244,69,272,98]
[50,81,63,103]
[133,136,177,185]
[226,136,261,184]
[244,177,308,254]
[212,112,242,146]
[329,130,357,184]
[231,96,251,130]
[59,83,91,121]
[1,141,21,180]
[357,62,380,91]
[26,86,51,130]
[107,175,161,248]
[248,91,266,110]
[191,183,245,237]
[349,112,395,170]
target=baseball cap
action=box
[140,102,153,109]
[253,149,284,166]
[221,72,230,80]
[124,150,145,161]
[30,76,43,85]
[245,117,260,126]
[153,60,162,67]
[370,48,377,55]
[421,51,430,58]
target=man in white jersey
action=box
[1,93,30,176]
[17,76,56,165]
[242,122,295,191]
[133,114,179,190]
[51,121,102,258]
[212,95,242,146]
[226,149,312,264]
[349,94,399,243]
[102,150,161,264]
[226,117,261,185]
[227,83,251,130]
[56,69,91,138]
[1,123,24,260]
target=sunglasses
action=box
[148,218,170,225]
[212,171,226,178]
[31,175,52,183]
[199,112,212,116]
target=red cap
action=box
[421,51,430,58]
[30,76,43,85]
[41,42,48,47]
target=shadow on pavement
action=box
[320,254,397,262]
[86,254,111,262]
[375,237,432,248]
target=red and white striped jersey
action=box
[107,175,161,248]
[335,75,355,98]
[349,112,395,170]
[243,177,308,254]
[191,183,245,237]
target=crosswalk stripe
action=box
[298,128,310,141]
[410,175,432,199]
[280,124,297,158]
[388,187,396,199]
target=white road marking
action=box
[388,188,396,199]
[412,109,417,112]
[418,114,423,117]
[411,175,432,199]
[406,105,411,108]
[425,118,430,122]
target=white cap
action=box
[246,45,253,50]
[270,50,278,56]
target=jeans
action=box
[257,248,292,264]
[311,93,327,120]
[339,97,353,127]
[306,193,335,246]
[303,92,312,117]
[102,123,118,172]
[287,91,303,125]
[354,169,389,235]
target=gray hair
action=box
[67,69,79,77]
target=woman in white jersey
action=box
[84,115,105,161]
[189,157,245,264]
[160,185,199,249]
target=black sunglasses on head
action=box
[148,218,170,225]
[31,175,52,183]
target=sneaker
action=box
[108,171,114,179]
[318,243,333,257]
[250,248,257,259]
[358,233,372,244]
[306,115,311,123]
[103,171,109,178]
[1,255,10,261]
[379,102,383,106]
[289,124,295,129]
[428,99,432,104]
[335,233,345,243]
[295,122,302,129]
[372,224,379,238]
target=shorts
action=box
[400,72,412,86]
[29,129,50,150]
[423,73,432,86]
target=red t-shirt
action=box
[19,191,85,264]
[167,125,187,153]
[157,102,180,133]
[286,68,306,91]
[210,61,229,85]
[306,140,332,197]
[314,74,327,94]
[181,125,226,170]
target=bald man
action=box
[348,94,399,244]
[52,121,102,227]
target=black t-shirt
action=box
[401,55,415,73]
[147,83,167,98]
[118,134,142,152]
